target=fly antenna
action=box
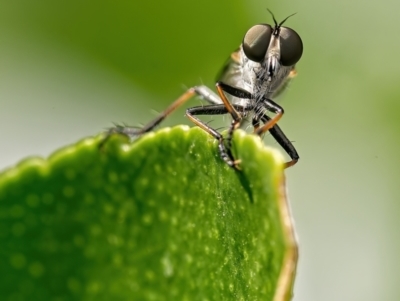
[279,12,297,26]
[267,9,297,28]
[267,9,278,27]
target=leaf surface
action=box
[0,126,297,301]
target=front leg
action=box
[212,81,255,168]
[260,114,299,168]
[186,104,244,169]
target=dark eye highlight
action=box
[279,27,303,66]
[242,24,272,62]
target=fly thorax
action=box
[240,57,260,94]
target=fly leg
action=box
[214,81,254,168]
[103,85,226,142]
[186,104,246,169]
[260,114,299,168]
[254,98,284,135]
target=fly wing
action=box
[272,67,298,99]
[215,48,250,106]
[215,49,243,88]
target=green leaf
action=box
[0,126,297,301]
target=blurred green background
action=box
[1,0,399,300]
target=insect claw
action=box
[233,159,242,170]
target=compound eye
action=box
[279,27,303,66]
[242,24,272,62]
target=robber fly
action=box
[106,10,303,169]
